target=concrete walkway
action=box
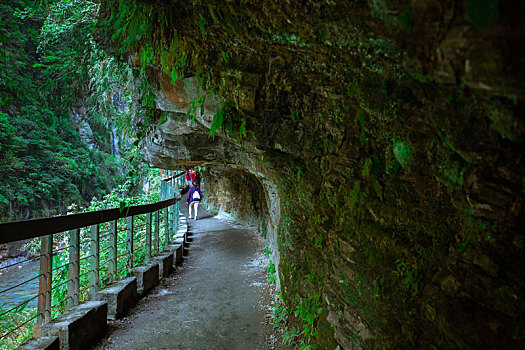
[93,202,280,350]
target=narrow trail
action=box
[93,202,282,350]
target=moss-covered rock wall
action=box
[99,0,525,348]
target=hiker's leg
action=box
[194,202,199,220]
[188,202,193,218]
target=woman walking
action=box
[185,168,196,184]
[187,182,203,220]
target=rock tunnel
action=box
[98,0,525,348]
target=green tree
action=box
[0,0,145,222]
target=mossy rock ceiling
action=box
[99,0,525,348]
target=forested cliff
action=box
[0,0,143,224]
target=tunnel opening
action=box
[203,166,270,234]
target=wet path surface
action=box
[94,203,279,350]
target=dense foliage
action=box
[0,0,174,347]
[0,0,148,222]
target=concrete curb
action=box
[164,243,184,266]
[96,277,138,320]
[133,262,160,297]
[18,211,191,349]
[154,253,174,278]
[16,336,59,350]
[40,301,108,350]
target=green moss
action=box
[442,162,464,186]
[458,210,494,246]
[393,259,419,301]
[486,99,522,141]
[399,6,413,33]
[348,180,363,216]
[339,274,357,306]
[368,0,388,22]
[466,0,499,29]
[408,72,434,83]
[385,159,400,175]
[392,138,413,169]
[315,314,338,349]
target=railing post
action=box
[170,204,175,237]
[127,216,134,268]
[146,212,152,261]
[108,220,117,281]
[89,224,100,299]
[67,229,80,310]
[168,183,174,242]
[176,201,180,230]
[37,234,52,325]
[155,210,160,254]
[164,207,169,246]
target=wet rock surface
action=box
[98,1,525,347]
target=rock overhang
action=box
[97,0,525,348]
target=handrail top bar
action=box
[0,196,181,244]
[162,171,186,183]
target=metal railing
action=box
[0,172,186,348]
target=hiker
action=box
[187,181,202,220]
[194,171,202,185]
[185,168,196,184]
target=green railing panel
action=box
[0,171,185,347]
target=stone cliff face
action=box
[100,0,525,348]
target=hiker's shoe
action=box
[188,216,192,219]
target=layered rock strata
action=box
[100,0,525,348]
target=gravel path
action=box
[93,202,283,350]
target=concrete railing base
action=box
[40,301,107,350]
[16,336,59,350]
[174,244,183,265]
[174,232,186,243]
[173,237,185,245]
[96,277,137,320]
[153,253,174,278]
[163,243,184,266]
[132,263,159,297]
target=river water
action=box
[0,259,40,311]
